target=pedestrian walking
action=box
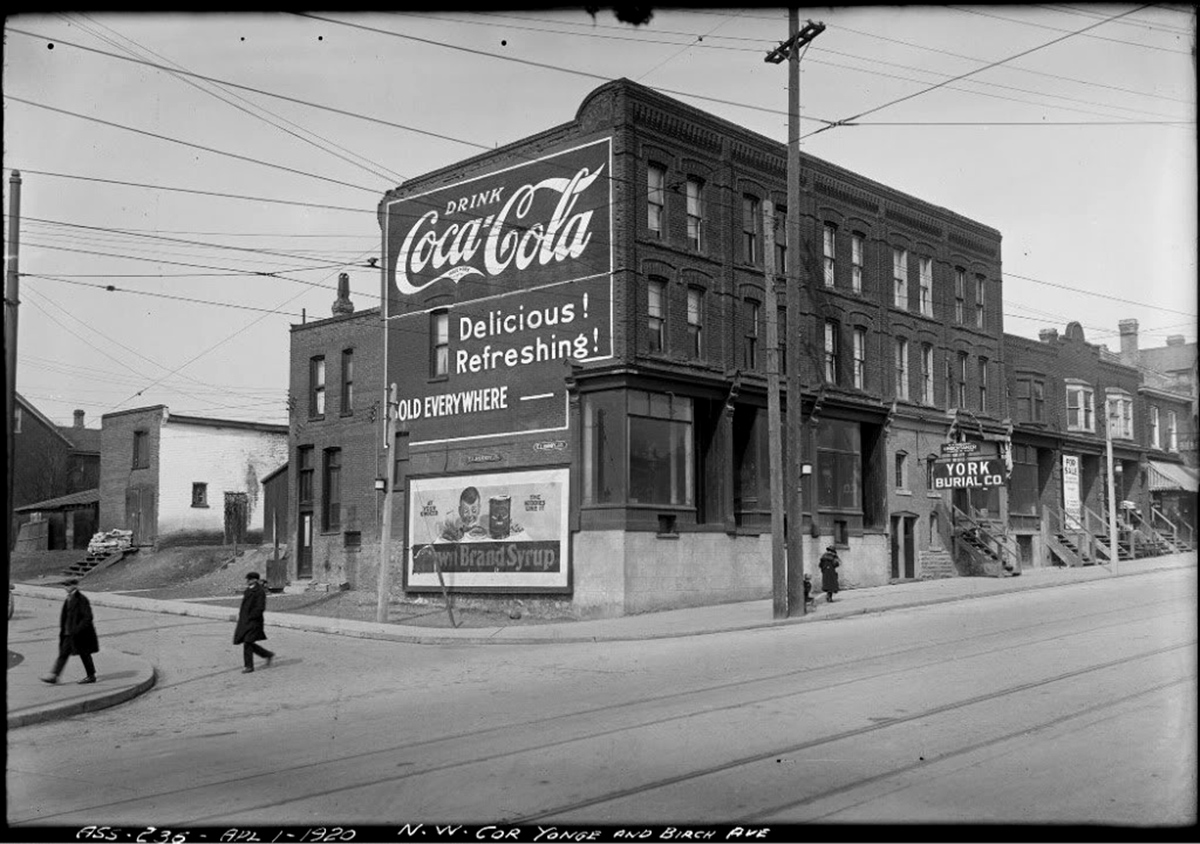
[234,571,275,673]
[818,545,841,603]
[41,579,99,685]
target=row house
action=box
[1005,322,1197,568]
[306,76,1014,618]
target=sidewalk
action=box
[8,551,1195,729]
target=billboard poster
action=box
[382,139,613,445]
[1062,454,1082,529]
[406,468,569,591]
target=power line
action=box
[806,4,1159,139]
[4,167,374,215]
[946,4,1194,54]
[6,96,384,195]
[26,274,308,317]
[1003,270,1197,317]
[65,12,409,185]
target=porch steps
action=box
[60,547,138,580]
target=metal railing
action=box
[952,504,1019,574]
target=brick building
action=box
[278,76,1013,619]
[1005,321,1197,567]
[99,405,288,548]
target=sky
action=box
[4,6,1196,431]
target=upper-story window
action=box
[824,320,841,385]
[647,163,666,239]
[954,268,966,324]
[340,348,354,414]
[895,337,910,400]
[1015,376,1046,423]
[1105,390,1134,440]
[978,357,989,412]
[430,311,449,378]
[774,207,788,274]
[919,256,933,317]
[893,248,908,310]
[895,450,908,491]
[945,357,955,409]
[852,327,867,390]
[685,177,704,250]
[1066,381,1095,432]
[322,447,342,531]
[686,287,703,359]
[647,277,666,354]
[297,445,314,506]
[133,430,149,469]
[1150,405,1161,449]
[823,223,837,287]
[743,299,760,370]
[1167,411,1178,451]
[921,343,934,405]
[956,352,968,408]
[975,274,986,328]
[742,195,761,264]
[851,233,865,293]
[309,356,326,417]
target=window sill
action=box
[309,415,325,422]
[895,489,912,496]
[191,504,210,509]
[339,411,354,418]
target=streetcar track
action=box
[13,589,1193,825]
[751,676,1191,822]
[11,595,1190,825]
[504,643,1195,824]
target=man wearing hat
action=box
[818,545,841,603]
[41,578,99,685]
[233,572,275,673]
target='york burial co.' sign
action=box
[931,457,1005,489]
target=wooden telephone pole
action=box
[766,12,824,617]
[5,171,21,581]
[377,382,398,622]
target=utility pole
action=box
[767,12,824,616]
[377,382,398,622]
[762,201,787,619]
[1105,409,1119,575]
[5,170,21,577]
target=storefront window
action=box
[582,392,625,505]
[628,390,693,506]
[817,420,861,510]
[1010,443,1039,516]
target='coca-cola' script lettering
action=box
[395,165,605,296]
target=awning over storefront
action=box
[1147,460,1199,493]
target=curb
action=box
[7,665,158,729]
[12,558,1193,646]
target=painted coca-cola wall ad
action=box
[381,138,613,445]
[406,468,569,591]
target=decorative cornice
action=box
[885,206,943,239]
[949,231,998,259]
[633,103,722,153]
[731,141,786,177]
[814,178,880,216]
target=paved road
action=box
[7,565,1196,830]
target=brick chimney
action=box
[1119,319,1139,363]
[1167,335,1185,347]
[332,272,354,316]
[1039,328,1058,344]
[73,409,85,428]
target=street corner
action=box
[7,649,158,729]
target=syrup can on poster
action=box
[489,495,512,540]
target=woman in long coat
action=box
[41,579,99,684]
[818,546,841,603]
[233,571,275,673]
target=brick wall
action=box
[99,406,165,542]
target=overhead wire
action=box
[26,274,308,317]
[804,3,1161,139]
[63,12,408,185]
[946,4,1194,54]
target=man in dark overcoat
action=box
[41,579,99,684]
[234,571,275,673]
[818,545,841,603]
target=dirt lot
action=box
[11,545,565,629]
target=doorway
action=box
[890,513,916,580]
[297,511,314,579]
[224,492,248,546]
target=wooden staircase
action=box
[61,547,137,580]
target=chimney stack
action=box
[332,272,355,316]
[73,409,85,428]
[1039,328,1059,344]
[1166,335,1185,347]
[1118,319,1139,363]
